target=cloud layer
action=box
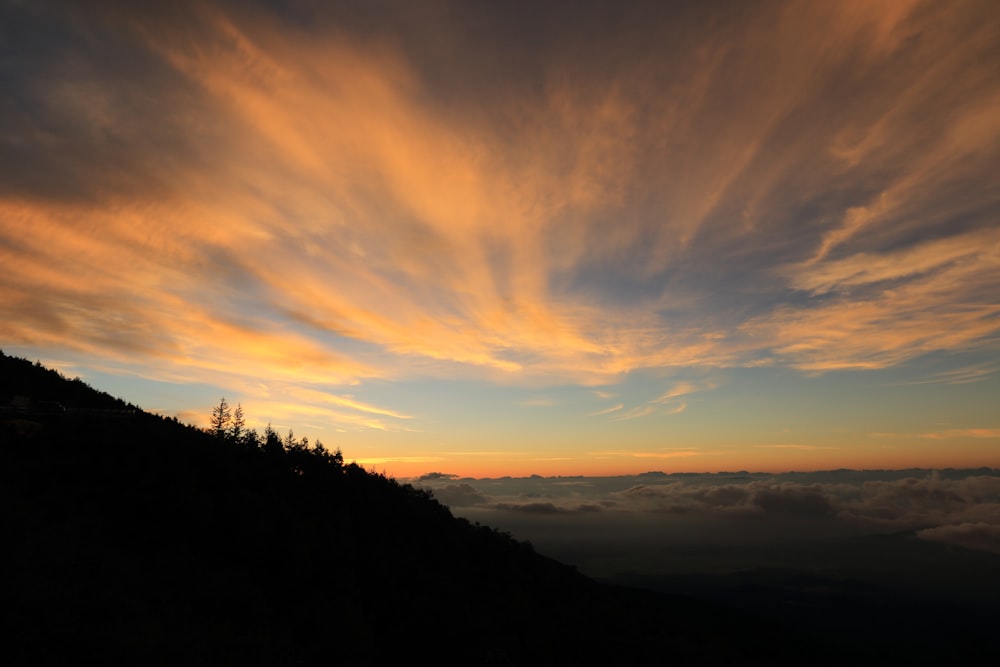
[418,468,1000,559]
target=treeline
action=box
[206,396,345,467]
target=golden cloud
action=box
[2,0,998,400]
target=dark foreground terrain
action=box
[1,351,989,665]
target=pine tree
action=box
[244,428,261,449]
[263,422,283,453]
[210,397,231,439]
[230,403,246,443]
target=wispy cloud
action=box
[611,405,659,421]
[629,450,703,460]
[741,224,1000,372]
[5,1,996,385]
[901,361,1000,386]
[1,1,997,469]
[353,456,443,466]
[590,448,704,460]
[600,380,712,421]
[652,382,701,404]
[921,429,1000,440]
[247,400,414,433]
[282,386,412,420]
[754,445,841,451]
[588,403,624,417]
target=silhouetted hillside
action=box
[0,354,133,412]
[2,351,832,666]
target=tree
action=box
[244,428,261,450]
[263,422,283,454]
[312,439,344,467]
[211,397,231,439]
[230,403,246,443]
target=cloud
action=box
[281,386,412,420]
[921,429,1000,440]
[902,360,1000,386]
[619,482,753,514]
[352,455,443,466]
[490,501,604,515]
[626,451,703,460]
[399,469,1000,605]
[444,469,1000,532]
[611,405,659,421]
[751,485,837,518]
[741,164,1000,373]
[428,483,488,508]
[239,399,412,433]
[598,379,713,421]
[494,502,565,515]
[419,472,460,481]
[587,403,624,417]
[652,383,699,403]
[438,469,1000,603]
[917,522,1000,554]
[1,0,998,412]
[754,445,841,451]
[838,473,1000,524]
[791,228,1000,296]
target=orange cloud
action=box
[281,386,412,421]
[921,429,1000,440]
[744,228,1000,371]
[589,448,705,460]
[754,445,842,451]
[2,0,997,409]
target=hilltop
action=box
[1,351,825,666]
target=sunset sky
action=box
[2,0,998,478]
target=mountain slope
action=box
[2,351,824,666]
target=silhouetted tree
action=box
[263,422,283,454]
[230,402,246,443]
[211,397,231,439]
[243,427,261,450]
[313,440,344,467]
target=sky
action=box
[2,0,999,478]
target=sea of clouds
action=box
[412,468,1000,579]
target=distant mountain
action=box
[2,351,828,666]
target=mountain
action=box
[2,351,831,666]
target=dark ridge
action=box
[2,351,836,666]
